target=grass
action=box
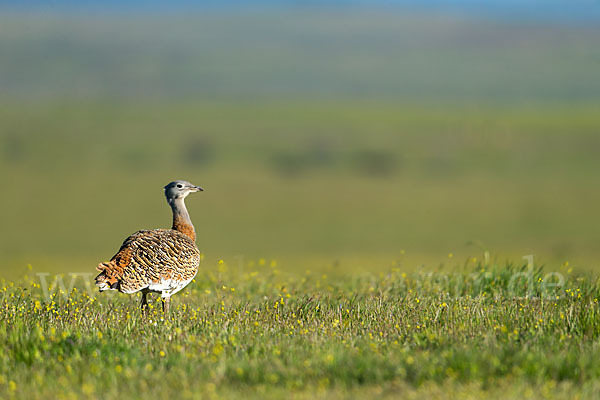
[1,93,599,400]
[2,258,600,399]
[2,9,599,399]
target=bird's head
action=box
[164,180,203,203]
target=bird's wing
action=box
[97,229,200,294]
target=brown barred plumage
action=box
[95,180,203,314]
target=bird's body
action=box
[95,180,203,313]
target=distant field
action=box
[1,261,600,399]
[1,11,599,276]
[1,100,599,278]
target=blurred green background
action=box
[1,9,599,277]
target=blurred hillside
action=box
[1,12,599,101]
[0,10,599,277]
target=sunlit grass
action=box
[1,258,600,399]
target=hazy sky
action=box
[1,0,600,22]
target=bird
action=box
[95,180,203,314]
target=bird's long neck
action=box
[169,198,196,241]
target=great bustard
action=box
[95,180,203,314]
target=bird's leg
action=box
[162,296,170,314]
[140,289,149,316]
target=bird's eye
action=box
[176,184,183,188]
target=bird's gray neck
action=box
[169,198,196,241]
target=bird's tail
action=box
[95,262,120,291]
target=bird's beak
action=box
[190,185,204,192]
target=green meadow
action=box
[2,100,599,399]
[1,101,599,274]
[2,260,600,399]
[1,9,600,400]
